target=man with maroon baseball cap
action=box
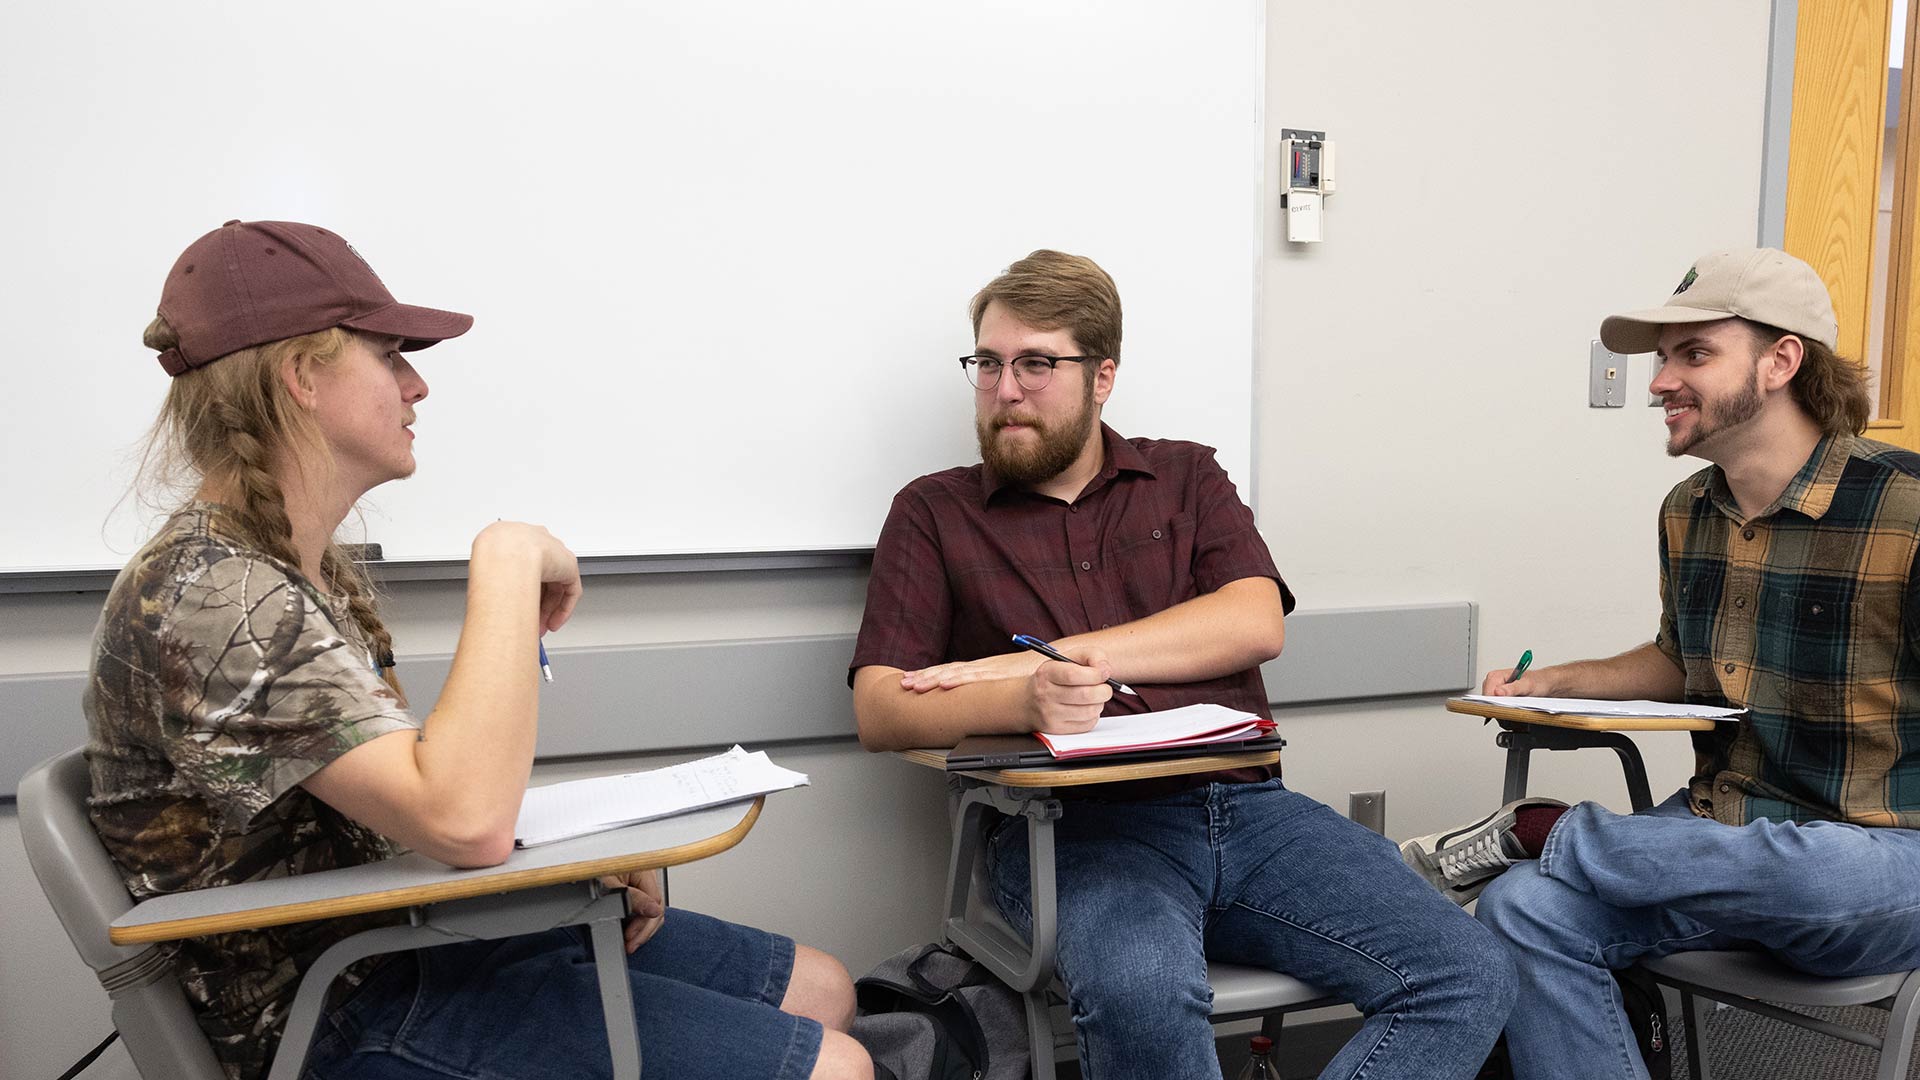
[1399,248,1920,1080]
[87,220,870,1080]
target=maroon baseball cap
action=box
[153,219,473,376]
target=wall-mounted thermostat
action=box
[1281,128,1336,243]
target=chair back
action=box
[18,747,225,1080]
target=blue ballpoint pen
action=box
[1011,634,1138,696]
[538,640,554,682]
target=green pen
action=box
[1504,649,1534,684]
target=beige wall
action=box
[1257,0,1769,832]
[0,3,1773,1075]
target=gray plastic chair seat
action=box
[973,899,1334,1023]
[1640,949,1920,1080]
[1642,950,1910,1007]
[1027,961,1335,1061]
[1208,962,1336,1020]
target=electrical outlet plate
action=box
[1347,790,1386,834]
[1590,340,1626,408]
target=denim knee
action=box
[1060,936,1211,1032]
[1463,922,1519,1024]
[1474,860,1551,937]
[1476,865,1576,954]
[1399,905,1518,1035]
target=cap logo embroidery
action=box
[1673,267,1698,295]
[342,240,386,287]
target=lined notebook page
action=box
[514,746,809,848]
[1459,695,1745,720]
[1037,702,1266,757]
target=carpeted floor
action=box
[1670,1000,1917,1080]
[1238,1000,1918,1079]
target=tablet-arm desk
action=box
[896,748,1296,1079]
[109,798,764,1080]
[1443,699,1716,812]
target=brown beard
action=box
[1668,364,1763,458]
[976,378,1098,486]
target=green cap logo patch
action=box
[1673,267,1698,295]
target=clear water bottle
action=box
[1235,1034,1279,1080]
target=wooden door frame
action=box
[1778,0,1920,447]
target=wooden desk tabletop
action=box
[895,747,1282,788]
[110,797,763,946]
[1445,698,1719,732]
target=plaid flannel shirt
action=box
[1658,433,1920,827]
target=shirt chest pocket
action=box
[1753,581,1859,710]
[1109,512,1197,615]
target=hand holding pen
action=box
[1010,636,1122,735]
[1478,649,1533,697]
[1011,634,1138,696]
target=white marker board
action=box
[0,1,1261,569]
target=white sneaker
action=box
[1398,798,1568,905]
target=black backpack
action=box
[1477,967,1669,1079]
[851,943,1031,1080]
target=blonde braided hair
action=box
[139,316,404,699]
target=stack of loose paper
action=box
[1036,702,1274,760]
[1459,695,1746,720]
[514,745,809,848]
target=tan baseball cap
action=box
[1599,248,1838,355]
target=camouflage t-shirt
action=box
[84,504,421,1080]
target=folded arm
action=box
[855,667,1040,752]
[859,576,1286,752]
[855,648,1118,752]
[897,576,1288,692]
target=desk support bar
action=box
[590,913,643,1077]
[942,781,1064,1080]
[267,882,638,1080]
[1497,724,1656,812]
[943,784,1060,992]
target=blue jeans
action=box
[300,908,821,1080]
[987,778,1515,1080]
[1477,790,1920,1080]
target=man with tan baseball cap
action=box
[1598,247,1840,356]
[1399,248,1920,1080]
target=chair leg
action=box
[1025,988,1058,1080]
[589,917,643,1080]
[1258,1011,1288,1074]
[1874,971,1920,1080]
[1681,989,1713,1080]
[1259,1010,1286,1043]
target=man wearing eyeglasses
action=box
[849,250,1513,1079]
